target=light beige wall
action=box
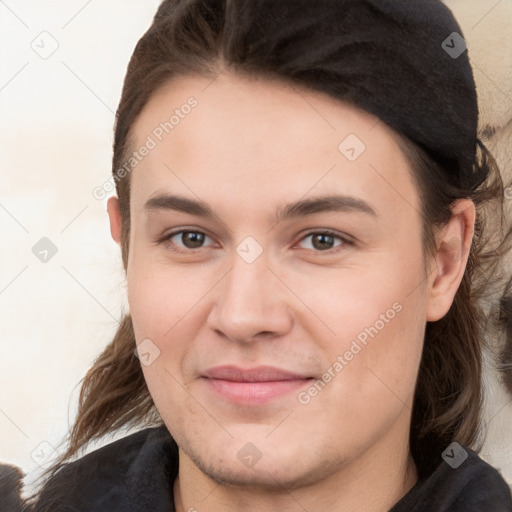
[0,0,161,494]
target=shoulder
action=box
[437,447,512,510]
[46,427,155,485]
[392,445,512,511]
[31,426,177,512]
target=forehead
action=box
[127,73,421,220]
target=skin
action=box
[107,73,475,512]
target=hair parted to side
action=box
[24,0,512,508]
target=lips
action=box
[201,365,313,405]
[202,365,309,382]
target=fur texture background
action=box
[444,0,512,485]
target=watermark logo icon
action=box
[31,441,58,469]
[236,236,263,264]
[441,32,467,59]
[31,31,59,60]
[237,442,263,468]
[338,134,366,162]
[32,237,58,263]
[442,442,468,469]
[134,338,161,366]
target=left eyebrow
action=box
[274,194,378,224]
[143,193,378,227]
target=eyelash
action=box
[156,229,353,254]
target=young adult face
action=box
[107,73,474,509]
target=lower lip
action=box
[203,377,312,406]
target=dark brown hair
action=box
[25,0,512,508]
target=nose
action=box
[206,251,293,344]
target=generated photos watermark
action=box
[297,301,403,405]
[92,97,198,200]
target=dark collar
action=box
[33,426,512,511]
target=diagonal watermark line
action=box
[200,63,229,93]
[163,367,234,438]
[296,164,337,202]
[471,0,502,29]
[164,267,234,337]
[163,163,228,230]
[61,61,115,114]
[369,163,421,217]
[485,395,512,428]
[263,470,311,511]
[405,264,436,300]
[403,232,473,301]
[0,408,29,439]
[61,265,120,323]
[265,409,295,438]
[0,1,29,28]
[267,164,337,234]
[369,117,383,132]
[0,265,28,296]
[61,0,93,29]
[0,62,30,92]
[472,61,512,104]
[60,204,89,233]
[289,83,336,131]
[0,203,29,233]
[265,266,337,335]
[367,367,412,411]
[195,481,223,508]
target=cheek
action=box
[126,253,216,396]
[127,261,203,423]
[296,294,425,456]
[291,247,423,344]
[126,247,205,340]
[301,245,426,403]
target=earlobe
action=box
[107,196,123,245]
[426,199,476,322]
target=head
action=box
[108,68,475,487]
[28,0,511,506]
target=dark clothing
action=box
[0,464,25,512]
[30,426,512,511]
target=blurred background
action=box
[0,0,511,497]
[0,0,161,495]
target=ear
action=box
[107,196,123,245]
[426,199,476,322]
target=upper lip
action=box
[202,365,311,382]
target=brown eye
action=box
[298,231,347,252]
[161,230,214,251]
[179,231,206,248]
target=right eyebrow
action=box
[144,194,217,219]
[273,194,378,223]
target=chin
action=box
[187,446,341,491]
[174,423,345,491]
